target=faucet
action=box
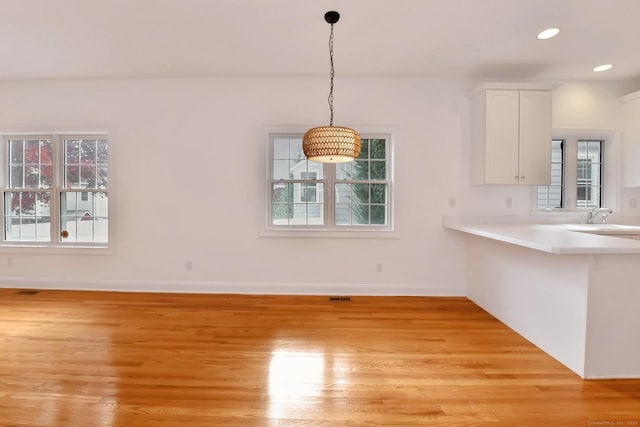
[586,207,613,224]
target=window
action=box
[537,139,564,209]
[537,136,604,210]
[1,134,109,247]
[268,133,392,232]
[576,140,602,208]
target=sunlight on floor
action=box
[268,349,325,419]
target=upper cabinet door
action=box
[485,90,520,184]
[519,90,551,185]
[621,91,640,188]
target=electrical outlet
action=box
[376,263,383,273]
[505,197,512,208]
[185,261,193,270]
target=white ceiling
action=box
[1,0,640,84]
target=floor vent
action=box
[15,290,40,296]
[329,296,352,302]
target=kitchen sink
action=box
[566,223,640,237]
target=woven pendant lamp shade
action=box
[303,126,362,163]
[304,11,360,164]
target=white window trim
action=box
[531,128,620,213]
[260,126,399,239]
[0,130,114,254]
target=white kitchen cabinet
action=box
[621,90,640,187]
[470,85,552,185]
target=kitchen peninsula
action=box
[445,216,640,379]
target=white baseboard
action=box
[0,277,465,297]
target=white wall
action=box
[0,77,468,295]
[0,77,633,295]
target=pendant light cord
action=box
[328,23,335,127]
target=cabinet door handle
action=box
[521,176,525,179]
[514,176,519,179]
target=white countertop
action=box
[443,217,640,254]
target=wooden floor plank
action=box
[0,289,639,426]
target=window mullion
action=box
[0,140,5,241]
[50,135,62,244]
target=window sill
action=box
[259,227,399,239]
[0,244,114,255]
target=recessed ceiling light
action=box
[537,28,560,40]
[593,64,613,72]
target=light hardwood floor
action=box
[0,288,638,426]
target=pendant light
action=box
[303,11,361,163]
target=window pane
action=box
[97,165,108,189]
[25,165,40,187]
[10,165,23,188]
[65,138,108,189]
[24,140,40,162]
[273,138,290,159]
[335,204,350,225]
[335,183,351,204]
[352,184,370,204]
[589,186,601,208]
[336,202,370,226]
[370,161,386,180]
[271,183,323,226]
[290,139,306,163]
[359,140,369,160]
[60,191,109,243]
[371,184,387,204]
[369,139,386,160]
[336,162,352,180]
[587,140,601,153]
[352,204,370,225]
[272,137,323,180]
[36,192,51,217]
[80,140,96,164]
[335,183,388,226]
[371,205,386,225]
[272,160,290,180]
[8,139,53,189]
[537,186,549,203]
[66,139,80,162]
[340,140,388,181]
[338,161,376,181]
[352,160,369,180]
[272,183,292,205]
[301,183,317,202]
[41,165,53,187]
[289,160,304,179]
[81,165,97,188]
[9,140,24,163]
[65,139,80,189]
[97,140,108,163]
[3,191,51,241]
